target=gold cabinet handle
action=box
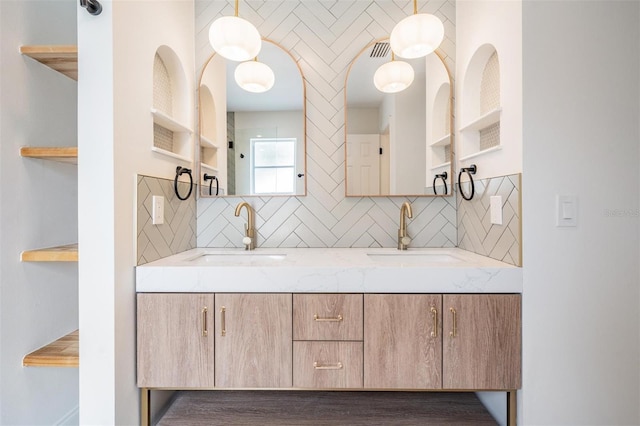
[449,307,457,337]
[313,361,343,370]
[220,306,226,337]
[430,306,438,337]
[313,314,343,322]
[202,307,208,337]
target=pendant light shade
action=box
[390,2,444,59]
[235,59,275,93]
[209,1,261,62]
[374,56,414,93]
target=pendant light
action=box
[235,58,275,93]
[390,0,444,59]
[209,0,261,62]
[373,52,414,93]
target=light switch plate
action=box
[152,195,164,225]
[556,195,577,227]
[490,196,503,225]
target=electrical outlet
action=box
[490,196,503,225]
[152,195,164,225]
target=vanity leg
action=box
[506,390,517,426]
[141,388,150,426]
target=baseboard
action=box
[55,405,79,426]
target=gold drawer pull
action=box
[313,361,343,370]
[449,307,457,337]
[430,306,438,337]
[221,306,226,337]
[202,307,208,337]
[313,314,343,322]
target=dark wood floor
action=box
[157,391,498,425]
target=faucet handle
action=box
[242,236,253,246]
[400,236,411,246]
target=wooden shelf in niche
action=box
[20,147,77,164]
[23,330,79,367]
[460,107,502,132]
[20,45,78,81]
[21,243,78,262]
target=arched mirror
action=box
[345,39,453,197]
[198,39,306,197]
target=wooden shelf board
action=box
[21,243,78,262]
[23,330,79,367]
[20,45,78,81]
[20,147,77,164]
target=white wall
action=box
[521,1,640,424]
[394,75,426,194]
[78,0,194,423]
[347,107,379,134]
[456,0,522,180]
[0,1,79,424]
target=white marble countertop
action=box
[136,247,522,293]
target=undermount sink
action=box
[367,252,461,265]
[187,252,287,266]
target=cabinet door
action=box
[215,293,292,388]
[364,294,442,389]
[443,294,521,390]
[137,293,214,388]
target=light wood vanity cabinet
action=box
[136,292,520,392]
[215,293,293,388]
[364,294,521,390]
[137,293,214,388]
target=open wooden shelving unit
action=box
[23,330,79,367]
[20,45,80,368]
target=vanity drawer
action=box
[293,341,363,388]
[293,294,363,341]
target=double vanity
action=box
[136,247,522,425]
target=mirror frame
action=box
[197,38,308,198]
[344,38,455,198]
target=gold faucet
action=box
[234,201,256,250]
[398,201,413,250]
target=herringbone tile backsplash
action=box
[195,0,458,249]
[457,174,522,266]
[137,175,197,265]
